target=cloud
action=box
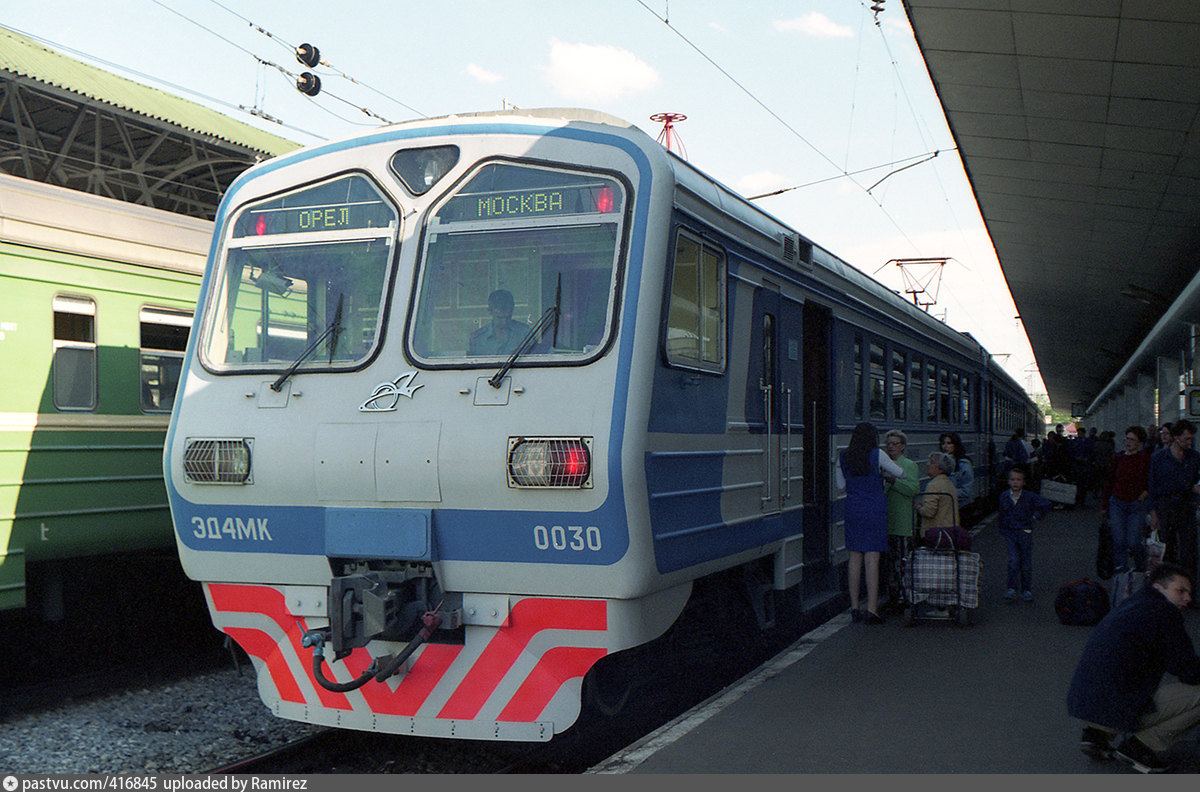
[466,63,503,84]
[773,13,853,38]
[540,39,660,102]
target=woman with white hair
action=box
[918,452,960,529]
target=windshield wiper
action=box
[271,293,344,392]
[488,277,561,389]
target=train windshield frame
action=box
[408,160,628,367]
[198,173,398,375]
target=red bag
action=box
[923,526,971,551]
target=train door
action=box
[757,283,802,516]
[800,302,834,600]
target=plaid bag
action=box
[903,547,981,609]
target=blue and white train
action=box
[165,108,1038,742]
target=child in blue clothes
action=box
[998,464,1053,602]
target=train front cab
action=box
[166,112,851,743]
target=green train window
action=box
[140,307,192,413]
[52,294,96,411]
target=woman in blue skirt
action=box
[837,422,906,623]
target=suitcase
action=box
[1040,478,1077,504]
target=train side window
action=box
[852,335,863,418]
[924,361,937,422]
[909,356,922,424]
[665,232,725,372]
[950,370,960,423]
[961,373,972,425]
[891,349,906,422]
[52,294,97,411]
[868,342,885,421]
[939,366,951,423]
[140,307,192,413]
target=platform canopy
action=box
[902,1,1200,415]
[0,25,299,220]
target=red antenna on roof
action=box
[651,112,688,159]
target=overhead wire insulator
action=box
[296,42,320,68]
[870,0,885,14]
[296,72,322,96]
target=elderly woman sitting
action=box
[919,452,960,529]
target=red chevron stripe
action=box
[223,626,306,704]
[437,598,607,720]
[497,646,607,721]
[344,642,464,717]
[207,583,352,710]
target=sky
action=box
[4,0,1048,397]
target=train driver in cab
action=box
[469,289,530,356]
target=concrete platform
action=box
[590,498,1200,773]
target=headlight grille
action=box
[183,438,253,484]
[508,437,592,488]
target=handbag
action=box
[923,525,971,551]
[1145,529,1166,571]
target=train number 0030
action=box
[533,524,602,552]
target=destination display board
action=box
[233,175,395,237]
[436,164,623,224]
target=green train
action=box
[0,172,207,616]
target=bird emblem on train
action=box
[359,370,424,412]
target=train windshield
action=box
[409,162,625,364]
[200,174,397,372]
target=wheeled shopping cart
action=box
[900,493,981,626]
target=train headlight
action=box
[183,438,253,484]
[507,437,592,488]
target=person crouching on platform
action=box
[1067,562,1200,773]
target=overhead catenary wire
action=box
[197,0,427,119]
[147,0,399,127]
[746,149,947,200]
[634,0,921,250]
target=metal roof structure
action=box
[902,1,1200,414]
[0,25,299,220]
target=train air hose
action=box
[302,610,444,693]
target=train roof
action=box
[0,171,210,274]
[238,106,1033,402]
[381,108,1027,396]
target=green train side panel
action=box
[0,236,203,611]
[0,547,25,610]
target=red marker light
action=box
[564,445,589,477]
[255,215,267,235]
[596,187,614,213]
